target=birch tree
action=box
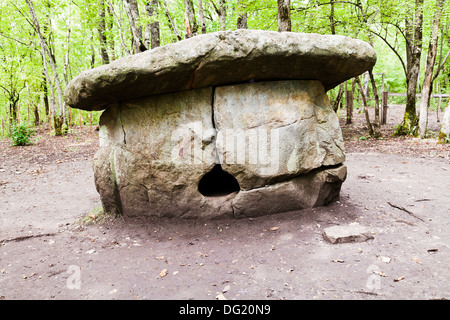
[26,0,65,135]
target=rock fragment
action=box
[322,223,374,244]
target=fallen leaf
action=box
[159,268,168,277]
[427,248,438,253]
[269,227,279,231]
[223,285,231,293]
[332,259,344,263]
[394,276,405,282]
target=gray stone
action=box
[64,30,376,111]
[322,223,374,244]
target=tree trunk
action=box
[219,0,227,31]
[106,0,131,55]
[333,83,344,112]
[355,76,374,137]
[439,98,450,143]
[97,0,110,64]
[329,0,336,34]
[162,0,182,41]
[145,0,160,49]
[237,0,247,29]
[198,0,207,34]
[106,4,116,60]
[368,69,382,138]
[396,0,424,135]
[277,0,291,32]
[124,0,146,52]
[418,0,445,138]
[346,85,353,125]
[41,70,49,117]
[184,0,198,38]
[26,0,65,135]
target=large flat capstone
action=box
[65,30,376,219]
[64,29,376,111]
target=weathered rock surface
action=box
[322,223,374,244]
[64,29,376,111]
[214,80,345,190]
[92,80,348,218]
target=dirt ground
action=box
[0,106,449,300]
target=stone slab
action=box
[64,30,376,111]
[322,222,374,244]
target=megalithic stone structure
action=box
[65,30,376,219]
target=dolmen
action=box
[64,29,376,219]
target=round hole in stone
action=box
[198,164,240,197]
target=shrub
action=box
[10,122,35,146]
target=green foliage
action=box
[10,122,36,146]
[438,131,450,143]
[0,0,449,137]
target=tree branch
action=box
[368,28,407,77]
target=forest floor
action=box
[0,105,449,300]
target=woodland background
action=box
[1,0,449,139]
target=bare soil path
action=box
[0,107,449,300]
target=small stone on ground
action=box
[322,222,374,244]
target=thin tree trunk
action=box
[236,0,247,29]
[329,0,336,34]
[145,0,160,49]
[97,0,110,64]
[198,0,207,34]
[346,87,353,124]
[439,98,450,142]
[219,0,226,31]
[184,0,198,38]
[106,4,116,60]
[162,0,182,41]
[368,69,382,138]
[41,70,49,117]
[26,0,65,135]
[396,0,424,135]
[355,76,374,137]
[333,83,344,112]
[124,0,145,52]
[419,0,445,138]
[277,0,291,32]
[106,0,131,55]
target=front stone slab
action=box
[93,80,347,218]
[214,80,345,190]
